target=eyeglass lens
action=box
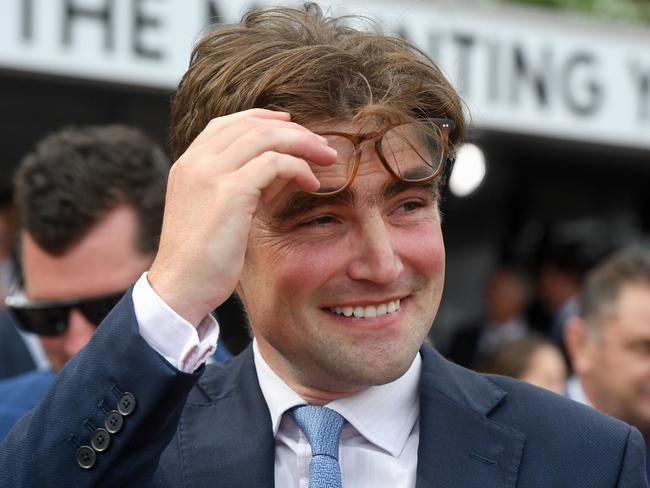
[312,122,445,195]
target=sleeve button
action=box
[90,428,111,452]
[76,445,96,469]
[105,410,124,434]
[117,392,136,416]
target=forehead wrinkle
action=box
[271,188,357,221]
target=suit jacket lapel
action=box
[416,346,525,488]
[173,344,524,487]
[177,347,275,488]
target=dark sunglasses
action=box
[5,291,125,336]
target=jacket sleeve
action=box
[616,425,649,488]
[0,290,202,487]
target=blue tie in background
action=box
[290,406,346,488]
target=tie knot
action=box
[290,406,345,459]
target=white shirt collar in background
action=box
[566,375,593,407]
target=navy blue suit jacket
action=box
[0,291,647,487]
[0,311,37,380]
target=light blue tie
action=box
[290,406,345,488]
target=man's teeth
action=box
[329,299,400,318]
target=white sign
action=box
[0,0,648,149]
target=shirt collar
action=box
[253,339,421,458]
[566,375,593,407]
[253,339,306,435]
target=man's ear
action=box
[565,317,594,374]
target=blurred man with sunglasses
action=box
[0,125,169,438]
[0,4,647,487]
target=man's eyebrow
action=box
[272,177,438,221]
[272,188,356,221]
[381,179,438,200]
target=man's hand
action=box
[147,109,337,326]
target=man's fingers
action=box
[235,152,320,200]
[190,117,323,159]
[187,109,291,152]
[216,127,336,173]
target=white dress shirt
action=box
[132,273,422,487]
[133,273,219,372]
[254,340,421,488]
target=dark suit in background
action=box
[0,312,36,380]
[0,370,53,439]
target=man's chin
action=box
[321,343,420,389]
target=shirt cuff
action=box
[132,272,219,373]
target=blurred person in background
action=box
[0,189,29,380]
[446,266,531,368]
[0,189,17,308]
[478,334,568,395]
[529,223,612,360]
[535,242,583,348]
[0,125,229,439]
[565,247,650,482]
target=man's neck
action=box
[254,338,363,405]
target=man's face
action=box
[238,122,445,396]
[519,344,567,395]
[21,206,152,372]
[581,283,650,436]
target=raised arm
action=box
[0,110,336,486]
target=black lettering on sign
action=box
[629,61,650,122]
[22,0,34,41]
[509,44,552,107]
[62,0,115,51]
[246,3,261,19]
[486,40,500,102]
[426,32,441,64]
[206,0,223,26]
[561,52,602,117]
[132,0,163,60]
[452,33,476,97]
[396,25,410,41]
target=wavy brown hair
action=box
[170,3,465,160]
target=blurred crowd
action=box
[442,236,650,470]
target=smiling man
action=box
[0,4,646,487]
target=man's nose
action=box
[346,215,404,284]
[62,308,96,357]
